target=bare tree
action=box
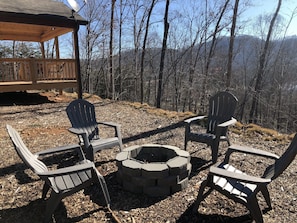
[261,5,297,130]
[156,0,170,108]
[84,1,100,93]
[140,0,157,104]
[78,0,110,96]
[249,0,282,123]
[109,0,116,99]
[70,0,297,133]
[117,0,123,99]
[200,0,231,113]
[226,0,239,88]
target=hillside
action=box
[0,91,296,223]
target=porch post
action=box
[73,24,83,99]
[40,42,45,59]
[54,37,60,59]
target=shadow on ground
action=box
[176,201,253,223]
[0,198,45,223]
[0,197,107,223]
[0,92,52,106]
[122,120,185,144]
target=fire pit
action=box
[116,144,191,197]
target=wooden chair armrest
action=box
[210,166,271,184]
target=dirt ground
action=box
[0,91,296,223]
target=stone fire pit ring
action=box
[116,144,191,197]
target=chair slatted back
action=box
[207,91,238,135]
[66,99,99,141]
[264,133,297,180]
[7,125,48,174]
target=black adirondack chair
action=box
[193,134,297,223]
[6,125,111,223]
[66,99,123,161]
[184,91,238,163]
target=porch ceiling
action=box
[0,22,73,42]
[0,0,87,42]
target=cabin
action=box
[0,0,87,97]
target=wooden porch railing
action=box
[0,58,77,83]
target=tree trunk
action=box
[156,0,170,108]
[118,0,123,100]
[249,0,282,123]
[226,0,239,89]
[109,0,116,99]
[200,0,230,113]
[140,0,156,104]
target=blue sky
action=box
[60,0,297,56]
[63,0,297,37]
[152,0,297,38]
[241,0,297,36]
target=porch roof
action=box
[0,0,88,42]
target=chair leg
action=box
[184,139,188,150]
[211,144,219,163]
[261,186,272,209]
[42,183,50,199]
[246,196,264,223]
[85,146,95,161]
[118,140,124,152]
[192,179,211,213]
[115,126,124,151]
[94,168,111,208]
[211,132,222,163]
[184,124,190,150]
[44,192,62,223]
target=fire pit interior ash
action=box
[134,146,177,163]
[116,144,191,197]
